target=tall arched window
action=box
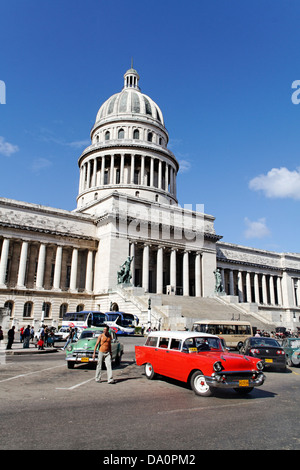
[23,302,33,318]
[147,132,153,142]
[59,303,68,319]
[118,129,124,139]
[105,131,110,141]
[133,129,139,140]
[4,301,14,316]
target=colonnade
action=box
[220,267,285,306]
[0,237,95,293]
[129,242,203,297]
[79,153,177,196]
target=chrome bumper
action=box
[206,371,265,389]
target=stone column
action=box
[110,154,115,184]
[254,273,260,303]
[85,250,93,293]
[158,160,162,189]
[165,163,169,192]
[270,275,275,305]
[86,161,91,189]
[70,248,78,292]
[130,154,135,184]
[195,252,201,297]
[101,156,105,185]
[0,238,10,287]
[262,274,268,304]
[53,245,62,290]
[238,271,244,302]
[150,158,154,187]
[183,251,189,296]
[17,241,29,288]
[246,271,252,303]
[156,246,163,294]
[120,154,125,184]
[92,158,97,187]
[170,248,176,292]
[141,155,145,185]
[142,244,149,292]
[36,243,46,289]
[277,276,283,306]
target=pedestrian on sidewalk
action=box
[6,326,15,350]
[0,326,3,346]
[23,325,31,348]
[93,325,115,384]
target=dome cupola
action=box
[76,66,179,213]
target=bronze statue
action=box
[117,256,133,284]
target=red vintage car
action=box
[135,331,265,396]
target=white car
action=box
[55,327,71,341]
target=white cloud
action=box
[244,217,271,239]
[178,159,191,173]
[31,158,52,172]
[0,136,19,157]
[249,167,300,200]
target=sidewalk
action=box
[2,340,61,356]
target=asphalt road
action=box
[1,336,300,451]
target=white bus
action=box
[62,311,107,333]
[105,312,139,335]
[192,320,253,349]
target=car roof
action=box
[147,331,219,340]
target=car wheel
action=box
[190,371,213,397]
[145,363,156,380]
[67,361,75,369]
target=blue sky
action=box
[1,0,300,253]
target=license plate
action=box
[265,358,273,363]
[239,380,249,387]
[80,357,89,362]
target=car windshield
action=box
[183,336,223,351]
[289,339,300,349]
[250,338,279,347]
[80,330,103,339]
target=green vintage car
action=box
[282,337,300,367]
[65,327,124,369]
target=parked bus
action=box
[62,311,108,333]
[192,320,253,349]
[105,312,139,335]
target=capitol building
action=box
[0,66,300,332]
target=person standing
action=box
[0,326,3,346]
[93,325,115,384]
[6,326,15,350]
[23,325,31,348]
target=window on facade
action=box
[4,301,13,316]
[59,303,68,319]
[44,302,51,318]
[118,129,124,139]
[76,304,84,312]
[133,129,139,139]
[147,132,153,142]
[105,131,110,141]
[23,302,32,318]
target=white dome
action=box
[94,67,164,126]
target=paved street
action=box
[1,336,300,451]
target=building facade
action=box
[0,67,299,331]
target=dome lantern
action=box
[123,59,140,90]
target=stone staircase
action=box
[101,286,276,331]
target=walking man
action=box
[93,325,115,384]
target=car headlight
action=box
[256,361,264,371]
[213,361,223,372]
[67,344,73,352]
